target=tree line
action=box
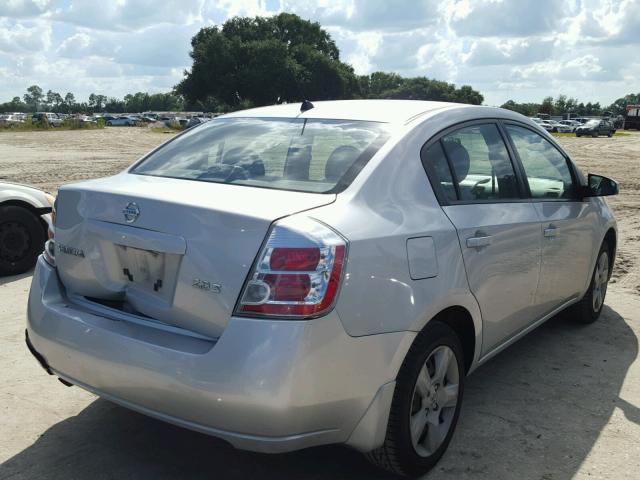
[501,92,640,118]
[0,86,186,114]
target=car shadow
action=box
[1,304,637,480]
[0,270,32,286]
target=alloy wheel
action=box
[592,251,609,312]
[409,345,460,457]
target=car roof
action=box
[220,99,470,124]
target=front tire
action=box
[570,243,611,324]
[0,205,46,276]
[366,321,465,477]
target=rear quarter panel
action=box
[307,109,485,361]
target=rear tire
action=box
[366,321,465,477]
[0,205,45,276]
[106,121,112,126]
[570,242,611,324]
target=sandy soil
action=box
[1,127,639,480]
[0,127,175,194]
[558,132,640,295]
[1,126,638,293]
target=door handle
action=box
[544,226,557,238]
[466,235,492,249]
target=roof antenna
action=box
[300,99,314,112]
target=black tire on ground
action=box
[106,121,112,126]
[569,241,611,324]
[576,133,581,137]
[366,321,465,477]
[0,205,46,276]
[592,132,598,138]
[608,132,613,137]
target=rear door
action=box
[422,122,542,355]
[503,123,598,314]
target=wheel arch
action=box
[427,306,476,374]
[603,227,616,276]
[0,199,49,234]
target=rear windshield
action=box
[132,117,391,193]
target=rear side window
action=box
[505,125,576,199]
[132,118,391,194]
[425,124,520,203]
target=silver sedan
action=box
[26,100,618,477]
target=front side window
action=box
[132,118,391,194]
[505,125,575,199]
[440,124,520,202]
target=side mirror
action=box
[584,173,619,197]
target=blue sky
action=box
[0,0,638,106]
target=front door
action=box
[504,124,599,313]
[423,123,542,355]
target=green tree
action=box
[539,96,554,115]
[176,13,356,107]
[46,90,63,110]
[64,92,76,113]
[607,93,640,115]
[23,85,43,111]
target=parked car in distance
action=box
[558,120,581,132]
[79,115,97,124]
[32,112,63,127]
[540,120,572,133]
[106,116,138,126]
[27,100,618,477]
[576,119,615,137]
[0,182,53,275]
[0,114,25,126]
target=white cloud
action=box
[0,18,51,53]
[0,0,638,105]
[0,0,51,18]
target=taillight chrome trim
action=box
[233,217,349,320]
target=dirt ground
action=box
[1,127,639,479]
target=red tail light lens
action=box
[270,248,320,271]
[236,217,347,318]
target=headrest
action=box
[443,141,471,181]
[325,145,359,182]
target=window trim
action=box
[420,119,530,206]
[500,120,581,202]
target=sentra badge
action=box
[57,243,85,258]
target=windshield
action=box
[132,117,391,194]
[585,120,599,126]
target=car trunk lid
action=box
[54,173,335,338]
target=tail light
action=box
[236,217,347,318]
[43,198,56,267]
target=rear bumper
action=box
[27,256,410,453]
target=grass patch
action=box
[0,117,106,132]
[551,131,630,138]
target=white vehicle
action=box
[0,114,25,126]
[559,120,581,132]
[0,182,54,275]
[106,116,138,126]
[27,100,618,476]
[32,112,63,127]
